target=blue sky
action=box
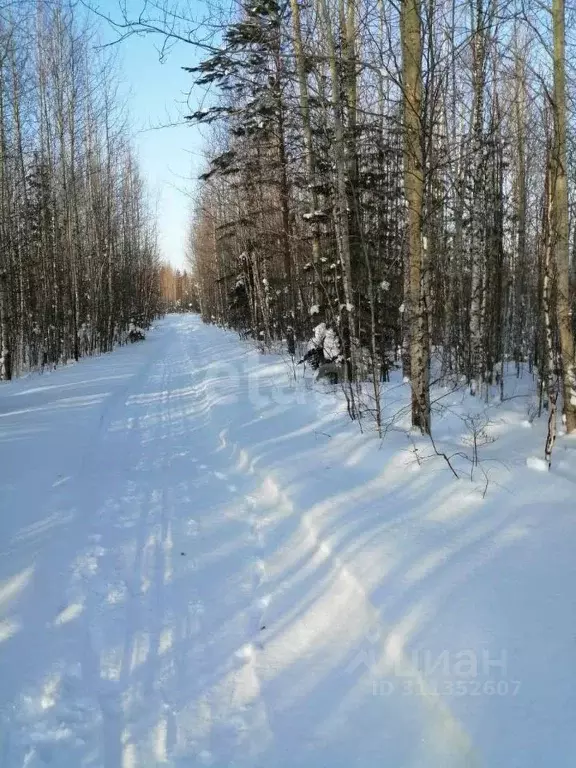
[97,0,209,268]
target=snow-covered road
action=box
[1,315,576,767]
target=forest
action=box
[188,0,576,459]
[0,0,162,382]
[1,2,576,763]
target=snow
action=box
[307,322,342,363]
[309,321,327,349]
[526,456,548,472]
[1,314,576,767]
[323,327,341,361]
[309,304,320,315]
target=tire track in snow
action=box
[172,331,275,766]
[76,341,179,767]
[1,317,481,767]
[194,362,479,768]
[0,344,166,768]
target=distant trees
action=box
[0,0,161,381]
[159,265,198,312]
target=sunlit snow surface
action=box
[1,314,575,767]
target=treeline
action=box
[159,265,198,312]
[0,0,161,381]
[188,0,576,446]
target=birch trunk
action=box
[317,0,356,378]
[401,0,430,433]
[469,0,487,396]
[543,150,558,466]
[552,0,576,432]
[288,0,322,282]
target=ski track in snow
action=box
[1,315,576,767]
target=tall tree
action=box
[401,0,430,433]
[551,0,576,432]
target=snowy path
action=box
[1,315,576,767]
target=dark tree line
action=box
[0,0,161,381]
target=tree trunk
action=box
[288,0,322,299]
[543,147,558,466]
[552,0,576,432]
[401,0,430,433]
[0,269,11,380]
[317,0,356,380]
